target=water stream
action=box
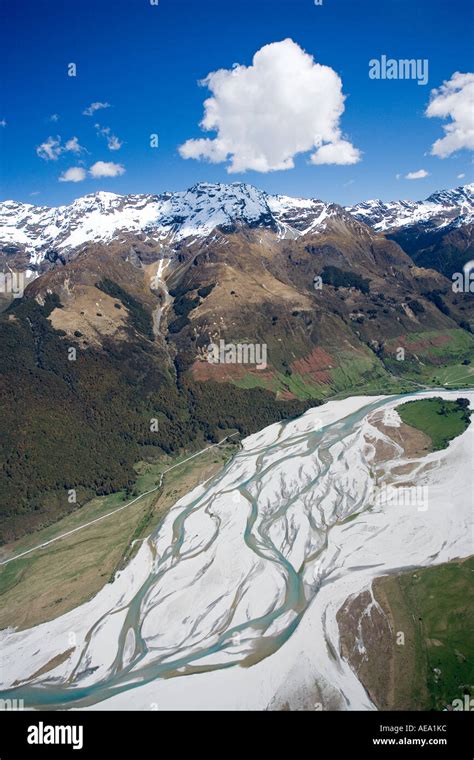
[1,390,472,710]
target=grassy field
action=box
[232,342,474,401]
[396,397,472,451]
[428,363,474,388]
[234,367,413,401]
[374,558,474,710]
[232,349,403,400]
[383,329,474,389]
[394,362,474,390]
[0,441,238,631]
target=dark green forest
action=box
[0,293,309,542]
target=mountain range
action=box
[349,184,474,278]
[1,181,473,542]
[1,182,473,273]
[348,184,474,231]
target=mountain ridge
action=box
[2,182,472,273]
[347,182,474,232]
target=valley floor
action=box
[0,440,238,631]
[339,557,474,711]
[0,390,472,711]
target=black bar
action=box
[0,709,472,758]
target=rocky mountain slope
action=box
[347,184,474,232]
[2,181,472,278]
[347,184,474,277]
[0,183,344,271]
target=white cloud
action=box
[426,72,474,158]
[83,102,111,117]
[36,136,63,160]
[458,173,466,179]
[36,135,85,161]
[59,167,87,183]
[64,136,84,154]
[49,114,59,122]
[107,134,123,151]
[95,124,123,151]
[310,140,360,165]
[89,161,125,178]
[404,169,429,180]
[179,39,361,173]
[0,119,7,127]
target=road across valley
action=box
[0,433,239,567]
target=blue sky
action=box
[1,0,473,207]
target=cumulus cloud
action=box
[310,140,360,165]
[36,135,85,161]
[59,160,125,181]
[179,39,361,173]
[89,161,125,178]
[426,72,474,158]
[0,119,7,127]
[95,124,123,151]
[59,167,87,183]
[405,169,429,180]
[49,114,59,122]
[83,102,111,117]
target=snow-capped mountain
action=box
[0,183,351,268]
[347,183,474,232]
[1,181,472,271]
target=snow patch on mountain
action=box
[1,182,472,268]
[347,183,474,232]
[267,194,336,236]
[0,192,161,265]
[0,183,337,266]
